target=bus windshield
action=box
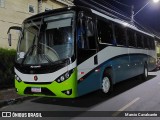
[16,13,74,65]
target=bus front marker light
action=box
[80,72,85,75]
[95,68,100,72]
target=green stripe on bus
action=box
[15,68,78,98]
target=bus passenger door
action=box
[77,12,99,96]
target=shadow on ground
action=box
[31,75,156,108]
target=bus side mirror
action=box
[8,33,11,46]
[7,26,22,47]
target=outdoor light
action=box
[131,0,160,24]
[153,0,160,3]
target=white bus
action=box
[7,6,156,98]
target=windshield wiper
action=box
[43,54,53,63]
[21,44,54,65]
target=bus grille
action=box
[24,82,52,85]
[24,87,56,96]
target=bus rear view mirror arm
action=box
[7,26,22,34]
[8,33,11,46]
[7,26,22,46]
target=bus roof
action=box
[24,6,155,38]
[91,9,154,38]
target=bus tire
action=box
[142,64,148,81]
[102,76,111,94]
[101,69,113,94]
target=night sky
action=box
[75,0,160,35]
[106,0,160,33]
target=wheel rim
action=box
[145,67,148,78]
[102,77,110,93]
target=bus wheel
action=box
[142,64,148,80]
[102,76,111,94]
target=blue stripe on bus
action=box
[77,53,156,96]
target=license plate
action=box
[31,87,41,93]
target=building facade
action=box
[0,0,73,49]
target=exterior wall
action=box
[41,0,66,12]
[0,0,38,49]
[0,0,72,49]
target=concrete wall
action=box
[0,0,38,49]
[0,0,69,49]
[41,0,66,12]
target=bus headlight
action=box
[56,73,69,83]
[15,74,22,83]
[60,76,65,81]
[65,72,70,79]
[55,69,74,83]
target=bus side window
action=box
[143,36,149,49]
[77,14,85,49]
[114,24,127,46]
[147,37,151,49]
[97,20,114,45]
[136,33,144,48]
[77,13,97,64]
[151,38,156,50]
[86,17,96,49]
[78,15,96,50]
[149,37,155,50]
[127,29,136,47]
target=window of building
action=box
[0,0,5,8]
[28,4,35,13]
[114,24,126,46]
[127,29,136,47]
[97,20,114,45]
[136,33,144,48]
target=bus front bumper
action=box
[15,70,77,98]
